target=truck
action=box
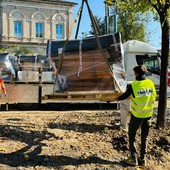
[0,33,162,110]
[0,33,126,110]
[122,40,161,91]
[0,53,52,110]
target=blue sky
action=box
[68,0,161,49]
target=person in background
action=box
[0,77,7,97]
[117,65,156,166]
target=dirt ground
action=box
[0,103,169,170]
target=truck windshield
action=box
[136,54,161,75]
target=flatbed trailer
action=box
[0,33,126,110]
[1,71,121,110]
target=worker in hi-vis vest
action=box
[0,78,7,97]
[117,65,156,167]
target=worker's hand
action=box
[4,93,7,97]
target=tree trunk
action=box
[157,18,169,128]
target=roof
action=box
[123,40,158,53]
[0,0,77,6]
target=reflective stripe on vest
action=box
[131,79,156,118]
[133,101,155,106]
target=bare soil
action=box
[0,103,169,170]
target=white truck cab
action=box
[123,40,161,90]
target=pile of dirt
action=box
[0,108,169,170]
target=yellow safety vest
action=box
[131,79,156,118]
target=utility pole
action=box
[105,3,117,34]
[105,5,109,34]
[113,4,117,33]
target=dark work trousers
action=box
[128,114,151,159]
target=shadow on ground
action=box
[0,122,127,169]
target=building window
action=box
[14,21,22,37]
[56,24,63,39]
[36,23,43,38]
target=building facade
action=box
[0,0,77,55]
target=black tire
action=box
[17,103,39,110]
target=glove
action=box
[4,93,7,97]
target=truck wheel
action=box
[17,103,39,110]
[47,103,68,110]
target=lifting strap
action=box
[52,2,85,93]
[57,0,101,74]
[84,0,121,92]
[54,0,121,92]
[57,2,85,73]
[75,0,101,39]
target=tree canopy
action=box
[89,16,105,35]
[12,47,30,56]
[88,12,147,43]
[116,9,147,42]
